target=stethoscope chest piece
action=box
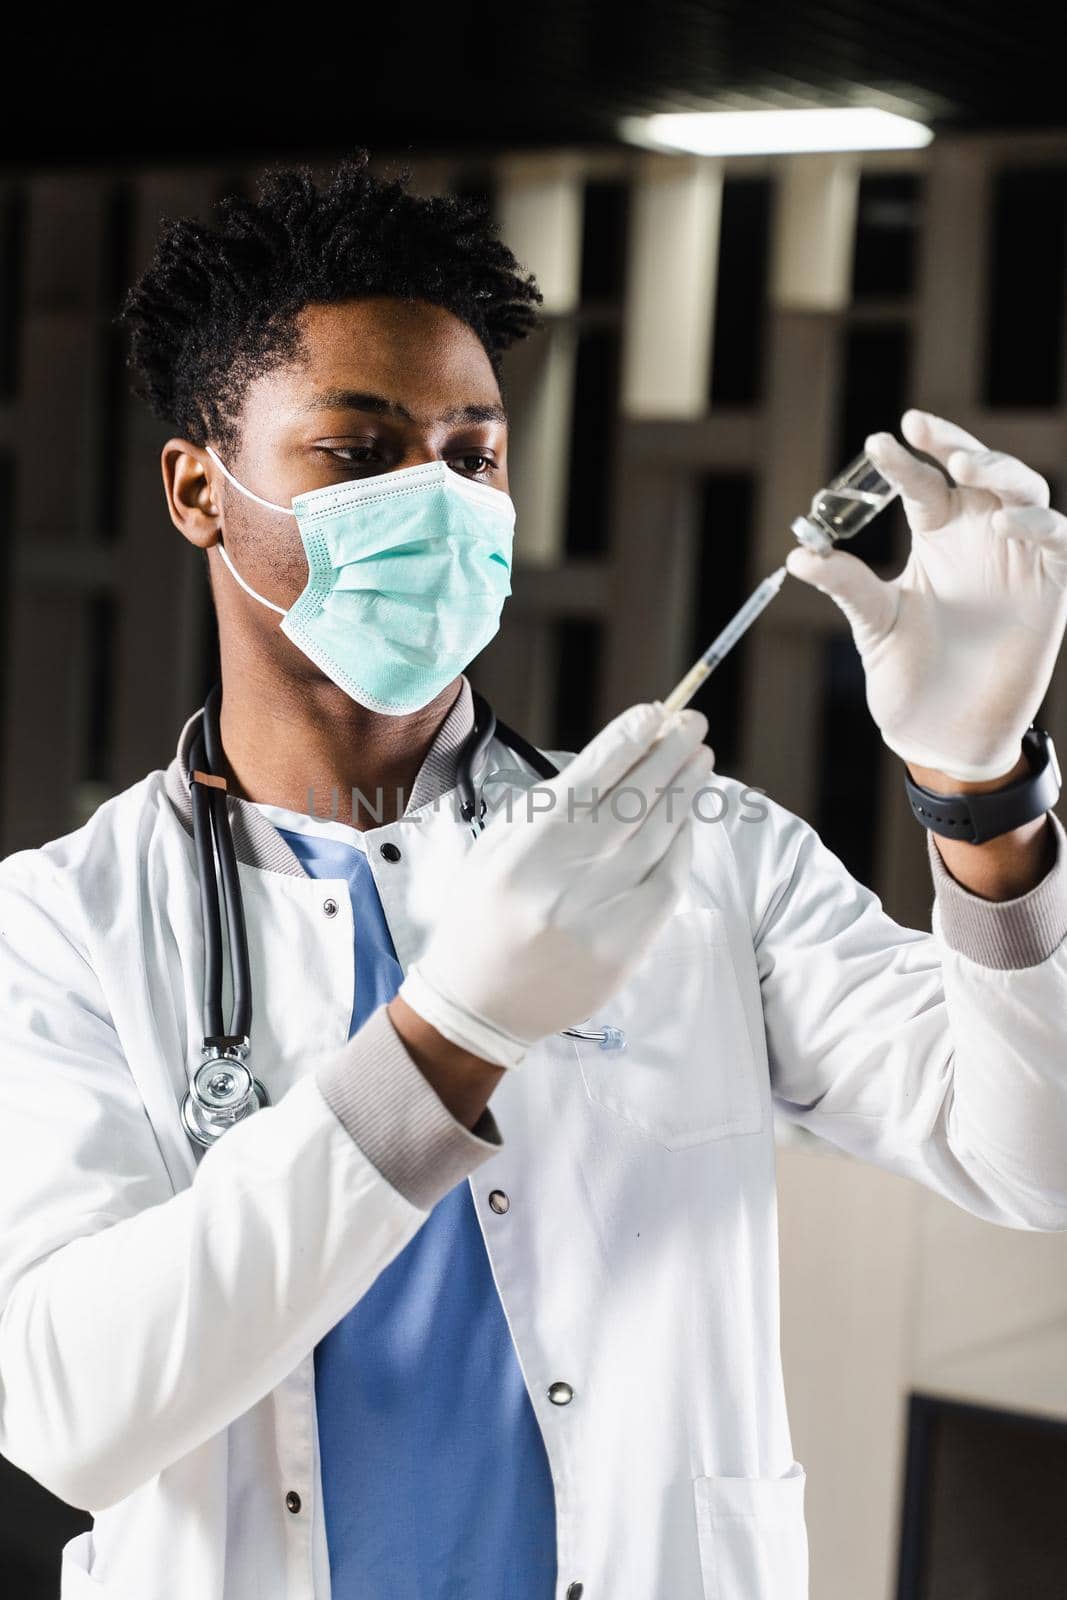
[181,1038,271,1149]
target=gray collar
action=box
[162,677,476,878]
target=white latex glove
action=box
[398,703,715,1068]
[784,409,1067,782]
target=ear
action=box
[162,439,222,551]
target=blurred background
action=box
[3,4,1067,1596]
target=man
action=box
[0,152,1065,1600]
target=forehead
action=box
[282,296,502,411]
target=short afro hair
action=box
[117,151,543,459]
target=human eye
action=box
[327,444,382,466]
[448,453,496,478]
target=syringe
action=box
[661,565,788,715]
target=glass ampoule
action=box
[791,451,899,555]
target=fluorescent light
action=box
[620,108,933,156]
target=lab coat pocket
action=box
[572,906,764,1150]
[693,1461,809,1600]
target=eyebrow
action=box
[299,388,508,426]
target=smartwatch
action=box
[902,725,1061,845]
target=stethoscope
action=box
[181,682,625,1149]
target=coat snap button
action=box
[566,1585,584,1598]
[322,898,338,918]
[488,1190,510,1214]
[547,1381,573,1405]
[285,1490,302,1514]
[379,842,402,863]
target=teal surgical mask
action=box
[205,447,515,715]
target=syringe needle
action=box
[661,565,789,715]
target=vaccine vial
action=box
[791,451,899,555]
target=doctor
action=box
[1,152,1067,1600]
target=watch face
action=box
[1028,727,1060,786]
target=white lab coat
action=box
[1,702,1066,1600]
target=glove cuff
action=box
[398,965,529,1071]
[880,726,1031,785]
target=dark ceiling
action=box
[6,1,1061,170]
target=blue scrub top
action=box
[273,821,558,1598]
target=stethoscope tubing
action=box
[190,684,253,1041]
[201,684,253,1040]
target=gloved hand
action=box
[785,409,1067,782]
[397,703,714,1068]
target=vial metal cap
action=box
[791,515,833,554]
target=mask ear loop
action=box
[204,445,292,616]
[215,545,287,615]
[204,444,296,515]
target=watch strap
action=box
[903,726,1061,845]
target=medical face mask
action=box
[205,447,515,715]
